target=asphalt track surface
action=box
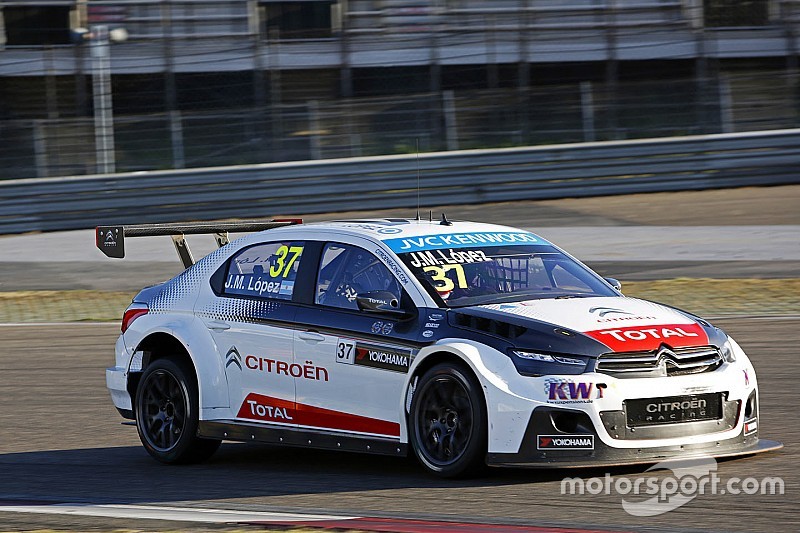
[0,319,797,533]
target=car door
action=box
[199,240,305,426]
[293,242,424,439]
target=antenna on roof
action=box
[415,138,421,221]
[440,213,453,226]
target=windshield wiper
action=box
[448,291,594,307]
[450,290,554,307]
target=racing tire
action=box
[409,362,487,478]
[135,357,221,464]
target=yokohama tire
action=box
[409,362,487,477]
[135,357,221,464]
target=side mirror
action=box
[356,291,411,318]
[604,277,622,291]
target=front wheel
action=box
[409,363,487,477]
[135,358,220,464]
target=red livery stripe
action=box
[584,322,708,352]
[237,393,400,437]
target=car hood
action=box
[452,296,722,355]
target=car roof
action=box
[295,218,553,252]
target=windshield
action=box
[398,244,617,307]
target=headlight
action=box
[720,338,736,363]
[510,349,588,376]
[512,350,584,366]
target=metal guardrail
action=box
[1,129,799,235]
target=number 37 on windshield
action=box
[423,264,468,292]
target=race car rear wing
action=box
[96,219,303,269]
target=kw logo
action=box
[545,380,606,402]
[590,306,634,317]
[225,346,242,370]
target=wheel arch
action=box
[130,321,229,415]
[401,343,492,444]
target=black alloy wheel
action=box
[409,362,487,477]
[135,357,220,464]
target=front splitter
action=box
[488,438,783,469]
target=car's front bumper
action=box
[478,336,783,464]
[486,405,782,468]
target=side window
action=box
[223,241,305,300]
[315,243,402,310]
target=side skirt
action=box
[198,420,408,457]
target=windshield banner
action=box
[383,232,541,253]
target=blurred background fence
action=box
[3,71,799,179]
[1,128,798,234]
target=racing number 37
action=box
[269,245,303,278]
[423,264,468,293]
[336,339,355,365]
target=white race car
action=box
[98,218,781,477]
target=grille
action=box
[595,345,723,378]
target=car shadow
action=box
[0,442,669,507]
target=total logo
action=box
[545,379,606,403]
[599,326,699,342]
[245,398,293,421]
[237,393,295,423]
[586,323,708,351]
[537,434,595,450]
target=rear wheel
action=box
[409,362,487,477]
[135,358,220,464]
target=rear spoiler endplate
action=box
[95,219,303,268]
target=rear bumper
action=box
[486,406,783,468]
[106,366,131,413]
[107,333,136,420]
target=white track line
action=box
[0,502,359,524]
